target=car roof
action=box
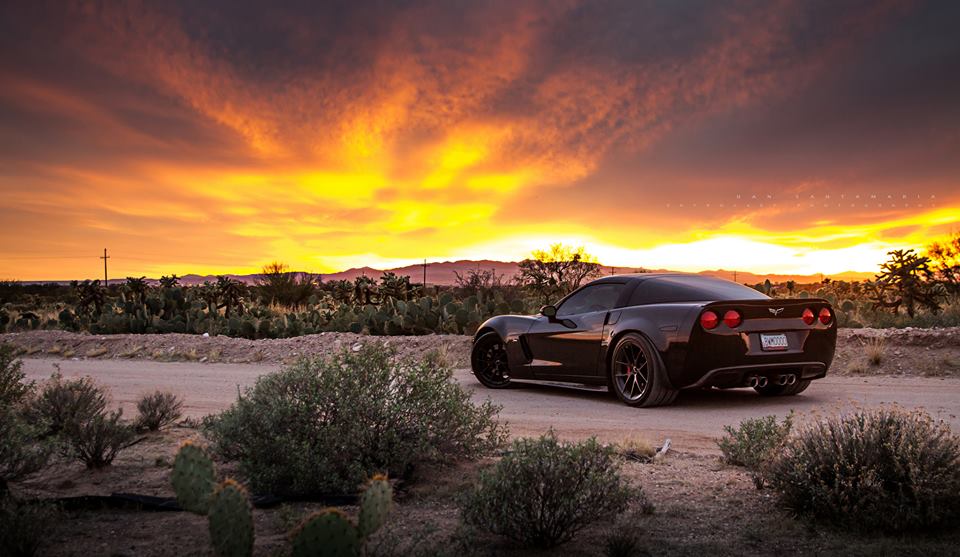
[588,272,710,284]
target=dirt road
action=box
[21,358,960,453]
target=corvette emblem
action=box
[769,307,784,316]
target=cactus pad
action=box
[171,441,216,514]
[208,479,254,557]
[358,475,393,538]
[291,509,360,557]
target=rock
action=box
[351,343,363,352]
[202,332,210,338]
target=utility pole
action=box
[100,248,110,285]
[422,259,428,287]
[733,270,737,283]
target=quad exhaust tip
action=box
[775,374,798,386]
[747,375,768,388]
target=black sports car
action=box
[470,274,837,407]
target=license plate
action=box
[760,333,789,351]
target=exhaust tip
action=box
[747,376,759,388]
[756,376,769,388]
[787,374,797,385]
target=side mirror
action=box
[540,305,557,318]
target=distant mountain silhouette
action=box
[166,260,874,286]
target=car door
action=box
[524,282,625,380]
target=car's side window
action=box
[556,283,624,317]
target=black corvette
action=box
[470,274,837,407]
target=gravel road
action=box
[21,358,960,454]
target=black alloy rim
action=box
[476,339,510,386]
[613,341,649,401]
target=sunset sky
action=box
[1,0,958,280]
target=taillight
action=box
[819,307,832,325]
[700,310,719,330]
[801,308,815,325]
[723,310,742,328]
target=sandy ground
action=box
[20,357,960,454]
[6,327,960,376]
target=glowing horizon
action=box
[1,1,957,281]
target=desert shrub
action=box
[135,390,184,431]
[717,413,792,487]
[0,498,59,556]
[0,413,52,495]
[0,344,30,407]
[460,433,635,548]
[604,529,641,557]
[29,373,107,436]
[65,409,135,469]
[204,344,506,495]
[769,407,960,532]
[865,337,885,366]
[0,346,52,495]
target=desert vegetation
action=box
[2,342,960,555]
[203,344,507,495]
[461,432,637,549]
[3,239,960,338]
[720,408,960,533]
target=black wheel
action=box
[609,333,678,407]
[754,379,811,396]
[471,332,512,388]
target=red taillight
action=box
[819,307,832,325]
[801,308,815,325]
[700,310,719,330]
[723,310,742,328]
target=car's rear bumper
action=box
[684,361,828,389]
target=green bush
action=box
[204,344,506,495]
[28,372,134,469]
[0,414,52,495]
[717,413,792,487]
[29,373,107,436]
[769,407,960,532]
[0,344,30,408]
[0,498,59,557]
[135,390,184,431]
[66,409,135,469]
[460,433,635,548]
[0,345,51,496]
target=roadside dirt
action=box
[14,426,960,557]
[4,327,959,377]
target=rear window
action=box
[628,276,768,305]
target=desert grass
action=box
[865,337,885,367]
[616,436,657,462]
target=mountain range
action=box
[169,260,875,286]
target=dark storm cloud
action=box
[0,0,957,278]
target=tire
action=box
[609,333,678,407]
[754,379,811,396]
[471,332,512,389]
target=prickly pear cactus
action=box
[171,441,216,514]
[208,480,254,557]
[358,474,392,538]
[291,509,360,557]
